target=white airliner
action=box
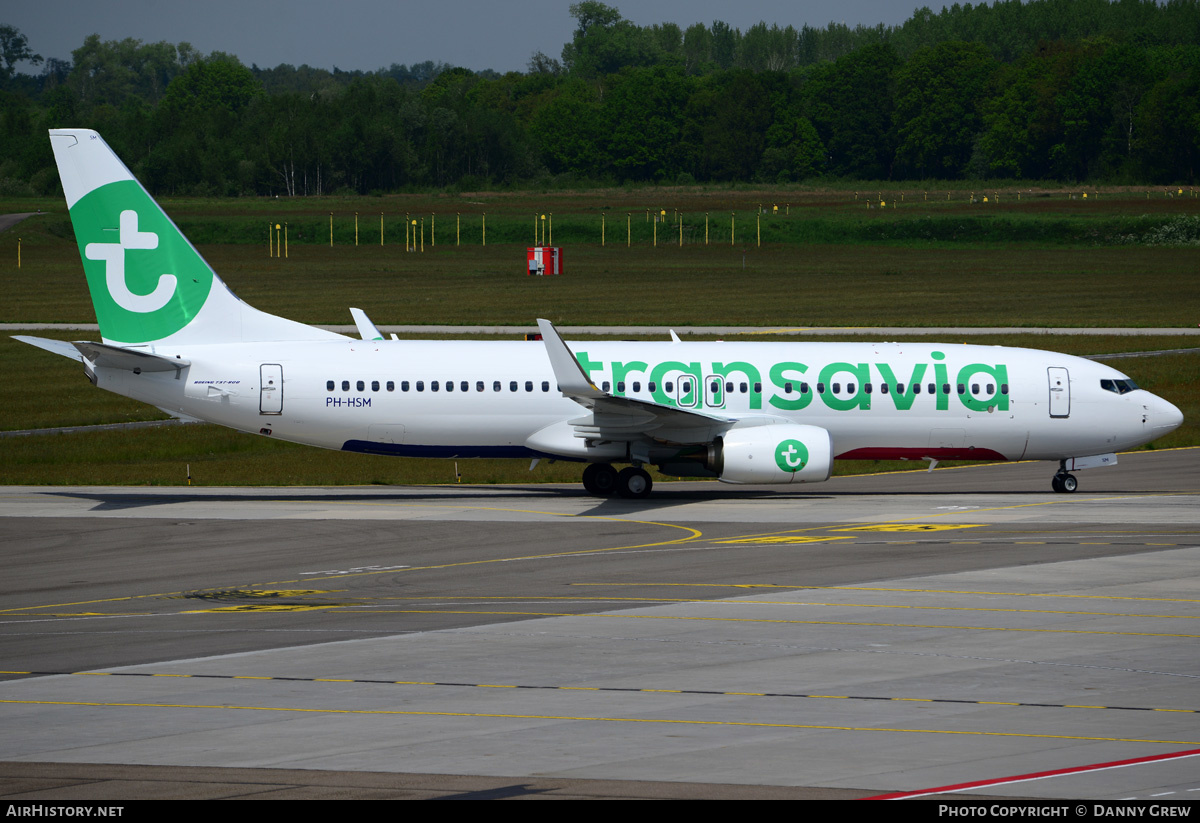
[16,129,1184,498]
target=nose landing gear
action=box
[1052,465,1078,493]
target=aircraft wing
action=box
[536,318,736,446]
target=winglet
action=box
[350,307,383,341]
[536,319,606,400]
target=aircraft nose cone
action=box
[1150,395,1183,434]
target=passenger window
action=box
[927,383,935,394]
[784,382,793,394]
[356,380,364,391]
[650,382,658,392]
[342,380,350,391]
[817,383,825,393]
[493,381,501,392]
[326,380,334,391]
[912,383,920,394]
[942,384,950,394]
[832,383,841,394]
[617,381,626,393]
[387,381,394,392]
[986,383,994,394]
[739,382,748,393]
[864,383,872,394]
[725,381,734,393]
[542,381,550,392]
[477,381,484,392]
[971,383,979,395]
[510,381,518,392]
[445,380,453,392]
[401,381,410,392]
[460,381,469,392]
[372,380,380,392]
[1001,384,1009,395]
[753,382,761,393]
[431,381,439,392]
[800,383,809,394]
[957,384,965,395]
[665,381,674,392]
[416,381,424,392]
[602,381,610,391]
[525,381,533,392]
[632,381,640,392]
[879,383,887,395]
[895,383,903,394]
[847,382,855,394]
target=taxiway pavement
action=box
[1,449,1198,800]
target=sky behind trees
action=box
[7,0,941,74]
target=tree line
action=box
[1,0,1198,197]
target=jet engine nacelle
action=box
[715,423,833,485]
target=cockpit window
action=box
[1100,378,1139,395]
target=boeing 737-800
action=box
[15,130,1184,498]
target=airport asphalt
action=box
[0,448,1197,800]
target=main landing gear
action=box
[582,463,653,499]
[1051,463,1078,494]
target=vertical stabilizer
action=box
[49,129,342,347]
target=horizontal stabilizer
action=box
[12,335,84,361]
[72,341,190,373]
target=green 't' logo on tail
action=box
[71,179,213,343]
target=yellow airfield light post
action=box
[730,212,735,245]
[456,213,460,246]
[405,214,410,251]
[601,212,605,246]
[653,213,657,247]
[380,213,384,246]
[284,223,288,258]
[756,207,761,247]
[275,224,281,257]
[678,212,683,246]
[329,213,333,246]
[17,237,20,268]
[420,218,425,252]
[705,213,709,245]
[540,213,546,245]
[549,213,553,245]
[268,222,272,257]
[411,219,417,251]
[626,213,631,247]
[432,213,436,246]
[482,213,486,246]
[355,213,359,246]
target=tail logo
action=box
[72,180,213,344]
[85,210,178,313]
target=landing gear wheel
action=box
[1052,473,1078,493]
[616,466,653,499]
[582,463,618,496]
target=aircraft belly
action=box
[818,412,1028,461]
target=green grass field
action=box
[1,186,1195,486]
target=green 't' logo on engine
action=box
[71,179,213,343]
[775,439,809,473]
